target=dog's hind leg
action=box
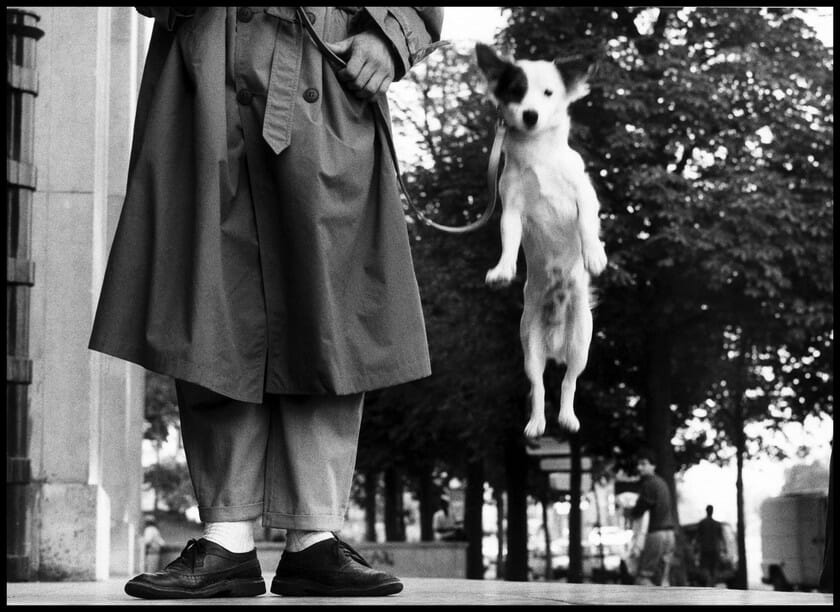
[521,302,548,438]
[556,286,592,433]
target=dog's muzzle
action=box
[522,110,538,128]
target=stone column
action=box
[25,6,149,580]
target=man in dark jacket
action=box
[625,448,676,586]
[90,7,443,599]
[696,504,724,586]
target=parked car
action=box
[529,525,634,581]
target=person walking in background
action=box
[624,448,676,586]
[89,6,444,600]
[696,504,724,586]
[432,496,458,541]
[433,495,465,541]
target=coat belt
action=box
[260,6,307,154]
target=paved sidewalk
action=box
[6,575,833,606]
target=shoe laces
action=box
[333,535,372,568]
[165,538,206,572]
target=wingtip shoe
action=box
[271,535,403,596]
[125,538,266,599]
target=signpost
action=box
[539,457,593,473]
[526,436,593,492]
[525,436,595,583]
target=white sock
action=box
[202,521,255,553]
[284,530,333,552]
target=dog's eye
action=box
[544,89,554,97]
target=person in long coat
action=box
[90,6,443,599]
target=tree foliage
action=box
[145,371,179,444]
[354,9,833,566]
[496,6,833,471]
[144,459,197,514]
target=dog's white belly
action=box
[506,171,583,272]
[522,212,582,274]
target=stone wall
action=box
[18,6,152,580]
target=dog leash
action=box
[296,7,503,234]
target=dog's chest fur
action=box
[502,138,583,265]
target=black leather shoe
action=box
[271,535,403,596]
[125,538,265,599]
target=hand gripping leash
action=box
[296,7,503,234]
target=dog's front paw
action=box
[524,416,546,438]
[485,264,516,287]
[583,242,607,276]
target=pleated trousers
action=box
[176,379,364,530]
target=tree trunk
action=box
[495,487,505,579]
[364,470,378,542]
[466,458,485,579]
[645,324,687,586]
[384,467,405,542]
[731,338,750,589]
[154,442,161,513]
[819,447,834,592]
[504,432,529,581]
[734,420,748,589]
[541,481,553,581]
[644,326,679,524]
[568,433,584,583]
[417,468,435,542]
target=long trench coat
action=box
[89,7,442,403]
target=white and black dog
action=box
[476,43,607,436]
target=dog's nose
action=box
[522,110,538,128]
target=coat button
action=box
[303,88,319,103]
[237,89,253,106]
[237,7,253,22]
[306,11,316,24]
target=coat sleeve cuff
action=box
[362,7,444,81]
[135,7,195,31]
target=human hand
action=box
[325,31,396,99]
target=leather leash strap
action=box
[296,7,502,234]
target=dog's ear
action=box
[475,43,509,82]
[554,52,598,103]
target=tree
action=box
[355,7,832,584]
[144,460,196,515]
[144,372,187,514]
[780,460,831,495]
[145,371,179,446]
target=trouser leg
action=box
[262,392,364,531]
[175,379,267,522]
[636,532,661,585]
[636,530,675,586]
[176,379,363,529]
[659,530,676,586]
